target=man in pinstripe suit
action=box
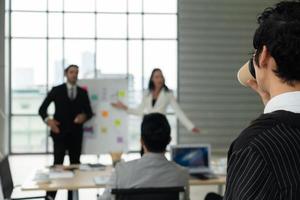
[206,1,300,200]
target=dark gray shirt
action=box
[100,153,190,200]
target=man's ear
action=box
[260,45,278,71]
[259,45,272,69]
[141,138,148,153]
[141,138,144,147]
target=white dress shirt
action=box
[264,91,300,114]
[66,82,77,100]
[127,89,195,131]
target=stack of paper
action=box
[49,171,74,179]
[34,170,50,184]
[79,164,106,171]
[93,176,110,185]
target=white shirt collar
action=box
[66,82,76,90]
[142,153,167,160]
[264,91,300,114]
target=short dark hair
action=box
[253,1,300,85]
[148,68,169,92]
[64,64,79,73]
[141,113,171,153]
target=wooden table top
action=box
[22,165,226,191]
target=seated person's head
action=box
[141,113,171,153]
[253,1,300,90]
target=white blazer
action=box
[127,89,195,131]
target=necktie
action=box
[70,86,74,100]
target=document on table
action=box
[79,164,106,171]
[34,169,74,180]
[34,170,50,183]
[49,170,74,179]
[94,176,110,185]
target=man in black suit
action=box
[39,64,93,200]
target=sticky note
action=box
[117,137,124,144]
[91,94,98,101]
[100,126,108,134]
[101,110,109,118]
[82,86,88,91]
[118,90,126,98]
[84,126,93,133]
[114,119,122,127]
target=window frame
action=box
[8,0,179,154]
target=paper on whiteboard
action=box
[79,78,128,154]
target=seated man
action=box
[99,113,190,200]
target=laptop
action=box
[171,144,216,179]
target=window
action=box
[9,0,178,153]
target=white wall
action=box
[178,0,278,153]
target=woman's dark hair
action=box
[253,1,300,85]
[141,113,171,153]
[148,68,169,92]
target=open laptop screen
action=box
[171,145,210,173]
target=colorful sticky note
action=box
[117,136,124,144]
[100,126,108,134]
[81,85,88,91]
[84,126,94,133]
[114,119,122,127]
[91,94,98,101]
[118,90,126,98]
[101,110,109,118]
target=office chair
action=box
[0,156,46,200]
[111,186,185,200]
[204,192,223,200]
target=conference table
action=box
[22,165,226,200]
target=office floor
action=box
[10,154,223,200]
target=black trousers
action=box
[52,132,82,164]
[47,132,83,200]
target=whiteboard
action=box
[78,77,128,154]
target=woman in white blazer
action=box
[112,68,199,133]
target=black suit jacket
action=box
[39,83,93,137]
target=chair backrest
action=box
[111,187,185,200]
[0,156,14,199]
[0,179,4,200]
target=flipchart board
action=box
[78,77,128,154]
